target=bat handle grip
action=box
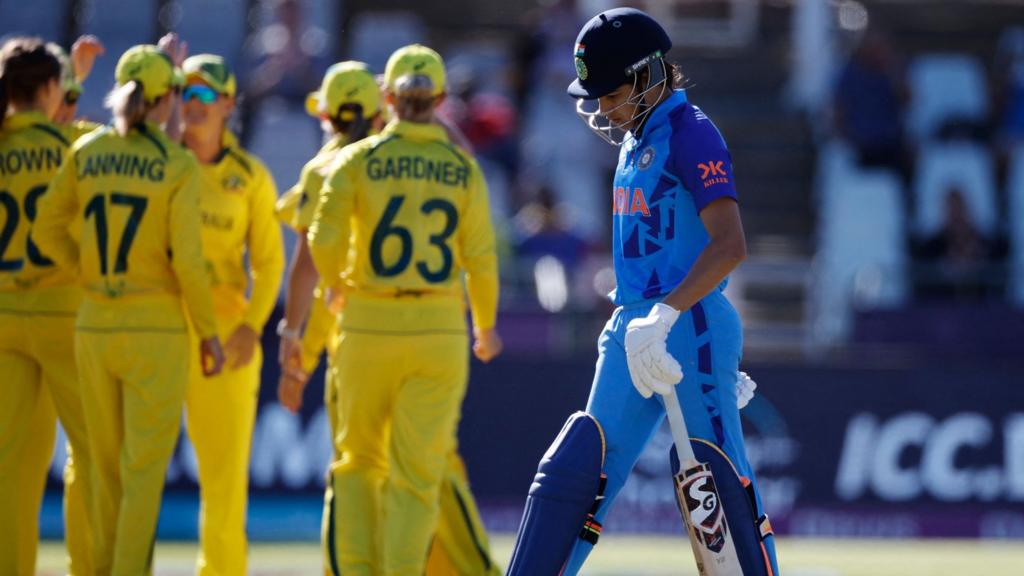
[662,386,697,463]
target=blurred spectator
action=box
[445,67,518,173]
[238,0,325,146]
[515,187,588,312]
[514,0,615,243]
[911,187,1008,301]
[833,29,912,181]
[994,27,1024,154]
[442,64,519,223]
[516,187,587,270]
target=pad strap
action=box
[578,473,608,544]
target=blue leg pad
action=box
[670,440,776,576]
[506,412,606,576]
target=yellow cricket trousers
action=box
[425,452,502,576]
[76,325,189,576]
[318,329,499,576]
[0,307,92,576]
[323,297,469,576]
[185,319,261,576]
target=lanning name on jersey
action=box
[78,152,166,182]
[0,146,62,176]
[366,156,469,188]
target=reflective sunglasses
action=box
[182,84,219,104]
[64,91,80,105]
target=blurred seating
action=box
[831,30,910,178]
[1008,146,1024,305]
[0,0,63,45]
[347,11,426,71]
[913,142,997,237]
[813,139,858,206]
[906,54,989,142]
[807,160,907,348]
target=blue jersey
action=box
[610,90,737,305]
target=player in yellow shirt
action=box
[275,61,381,428]
[179,53,285,576]
[33,44,225,575]
[274,61,376,405]
[0,36,96,576]
[48,35,105,136]
[276,61,501,576]
[309,44,502,576]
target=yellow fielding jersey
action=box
[33,121,218,338]
[198,131,284,329]
[0,111,81,312]
[278,134,348,232]
[65,119,103,142]
[308,120,499,331]
[274,185,302,230]
[274,135,350,370]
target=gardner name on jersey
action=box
[365,155,469,188]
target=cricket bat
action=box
[663,386,745,576]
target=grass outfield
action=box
[38,535,1024,575]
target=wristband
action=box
[276,319,301,341]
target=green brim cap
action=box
[182,53,236,97]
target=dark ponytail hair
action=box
[105,80,149,136]
[330,103,373,142]
[667,60,690,90]
[0,37,62,128]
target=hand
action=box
[277,367,309,414]
[224,324,260,369]
[70,35,104,83]
[473,327,503,363]
[276,319,303,368]
[624,303,683,399]
[736,370,757,409]
[325,286,345,315]
[199,337,225,377]
[157,32,188,67]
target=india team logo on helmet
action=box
[568,8,673,146]
[574,43,588,81]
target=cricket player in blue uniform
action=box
[506,8,779,576]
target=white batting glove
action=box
[736,370,757,409]
[625,303,683,399]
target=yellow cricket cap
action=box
[305,61,381,120]
[384,44,446,97]
[183,54,236,97]
[115,44,183,102]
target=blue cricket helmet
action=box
[567,7,673,99]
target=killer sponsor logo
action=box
[697,160,728,188]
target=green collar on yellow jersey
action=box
[3,110,51,131]
[210,129,253,175]
[2,111,70,147]
[381,120,449,143]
